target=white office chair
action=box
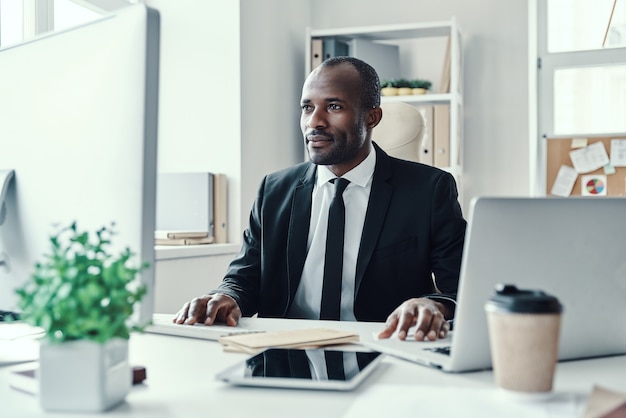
[372,102,426,163]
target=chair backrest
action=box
[372,102,425,163]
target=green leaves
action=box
[15,222,148,344]
[380,78,432,90]
[409,79,432,89]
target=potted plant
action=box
[380,79,398,96]
[409,79,432,95]
[395,78,413,95]
[15,222,148,412]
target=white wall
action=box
[239,0,311,234]
[148,0,531,238]
[146,0,242,243]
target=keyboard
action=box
[424,346,451,356]
[145,314,261,341]
[0,310,20,322]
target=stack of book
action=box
[154,231,214,246]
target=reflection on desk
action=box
[1,316,625,418]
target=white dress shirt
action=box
[287,148,376,321]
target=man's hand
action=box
[172,293,242,327]
[377,298,451,341]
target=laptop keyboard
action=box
[424,346,452,356]
[0,310,20,322]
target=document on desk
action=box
[343,385,586,418]
[219,328,359,354]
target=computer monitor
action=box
[0,4,160,324]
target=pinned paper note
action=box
[604,164,616,175]
[610,139,626,167]
[570,142,610,173]
[551,165,578,197]
[571,138,588,149]
[581,175,607,196]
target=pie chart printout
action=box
[585,178,605,195]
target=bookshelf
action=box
[306,18,464,199]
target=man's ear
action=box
[366,106,383,130]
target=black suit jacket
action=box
[214,143,466,322]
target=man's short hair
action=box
[320,56,381,109]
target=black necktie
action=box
[324,350,346,380]
[320,177,350,320]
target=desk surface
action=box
[2,317,625,418]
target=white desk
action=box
[1,317,625,418]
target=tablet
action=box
[215,348,384,391]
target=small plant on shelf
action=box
[380,79,398,96]
[409,79,432,94]
[409,79,432,89]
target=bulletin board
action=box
[546,136,626,197]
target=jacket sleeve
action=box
[423,171,466,314]
[210,177,267,317]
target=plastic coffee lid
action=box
[485,284,563,314]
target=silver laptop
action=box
[362,196,626,372]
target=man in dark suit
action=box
[174,57,466,341]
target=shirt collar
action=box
[315,145,376,188]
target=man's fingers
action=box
[205,294,241,327]
[395,310,417,341]
[376,316,399,339]
[414,307,446,341]
[184,296,212,325]
[203,297,219,326]
[224,306,242,327]
[172,302,190,324]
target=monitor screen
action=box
[0,4,160,324]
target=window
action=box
[53,0,100,31]
[548,0,626,52]
[0,0,24,47]
[0,0,105,49]
[534,0,626,194]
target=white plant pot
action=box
[39,338,131,412]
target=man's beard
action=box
[306,122,365,166]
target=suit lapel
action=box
[286,163,316,303]
[355,144,393,296]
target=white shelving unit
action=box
[305,19,464,199]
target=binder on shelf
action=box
[213,173,228,244]
[156,172,215,240]
[322,38,349,60]
[350,38,400,81]
[419,106,435,166]
[311,38,323,71]
[439,36,451,94]
[433,104,450,167]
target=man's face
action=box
[300,64,374,176]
